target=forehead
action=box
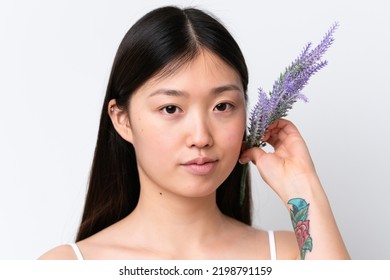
[140,49,242,92]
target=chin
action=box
[175,179,224,199]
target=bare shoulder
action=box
[38,244,78,260]
[274,230,300,260]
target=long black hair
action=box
[76,6,251,241]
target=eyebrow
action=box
[148,89,187,98]
[212,84,243,94]
[148,84,243,98]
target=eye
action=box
[214,102,233,112]
[161,105,181,114]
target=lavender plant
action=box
[240,24,338,206]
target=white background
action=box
[1,0,389,259]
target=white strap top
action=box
[68,231,277,260]
[268,230,277,260]
[68,243,84,260]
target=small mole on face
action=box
[159,192,162,195]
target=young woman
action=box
[39,6,349,260]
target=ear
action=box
[108,99,134,143]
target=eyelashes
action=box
[159,102,235,115]
[214,102,234,112]
[160,105,182,115]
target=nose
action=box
[185,113,214,149]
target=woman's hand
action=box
[239,119,320,202]
[240,119,350,259]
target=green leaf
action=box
[300,250,306,260]
[294,206,308,222]
[290,210,297,227]
[302,237,313,252]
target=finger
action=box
[261,130,271,142]
[265,119,301,148]
[266,127,287,148]
[268,119,282,130]
[239,146,266,165]
[261,120,281,142]
[271,119,300,136]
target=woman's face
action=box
[124,50,246,199]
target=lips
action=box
[181,157,218,175]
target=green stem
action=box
[240,163,248,206]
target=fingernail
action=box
[239,158,248,165]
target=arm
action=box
[240,119,350,259]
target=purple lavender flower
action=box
[246,23,338,148]
[241,24,338,206]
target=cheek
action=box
[230,113,246,140]
[131,116,178,155]
[221,120,246,153]
[225,131,244,153]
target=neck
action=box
[124,186,228,258]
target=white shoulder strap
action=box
[68,243,84,260]
[268,230,277,260]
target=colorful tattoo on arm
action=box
[288,198,313,260]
